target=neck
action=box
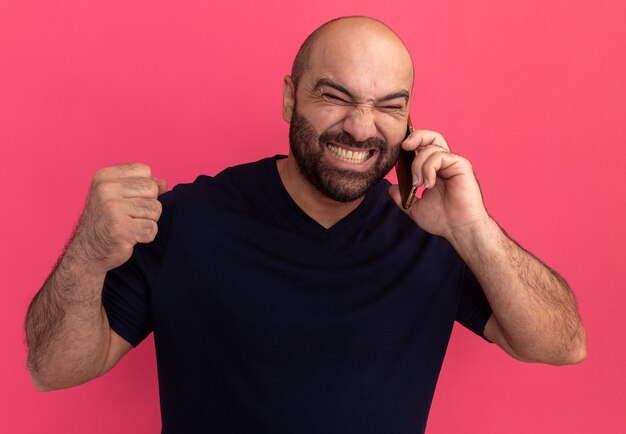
[276,155,365,229]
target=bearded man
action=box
[26,16,586,434]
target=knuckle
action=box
[422,152,437,164]
[145,199,163,217]
[126,162,152,177]
[93,180,113,197]
[457,155,471,167]
[153,199,163,215]
[135,162,151,172]
[139,220,158,241]
[126,177,156,194]
[146,220,158,234]
[148,180,160,196]
[93,167,109,182]
[101,198,120,215]
[134,198,159,215]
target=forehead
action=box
[303,24,413,99]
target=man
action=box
[25,16,586,433]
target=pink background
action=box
[1,1,625,432]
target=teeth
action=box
[327,144,369,163]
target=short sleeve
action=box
[102,190,175,347]
[456,265,494,343]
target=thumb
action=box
[154,177,169,195]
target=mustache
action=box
[319,131,388,151]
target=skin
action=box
[279,19,414,227]
[25,16,586,393]
[25,164,159,390]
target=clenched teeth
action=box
[327,144,371,163]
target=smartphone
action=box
[395,115,416,209]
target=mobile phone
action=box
[395,115,416,209]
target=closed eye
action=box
[376,104,405,114]
[322,93,350,104]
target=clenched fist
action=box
[73,163,168,273]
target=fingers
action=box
[117,177,166,198]
[92,163,168,200]
[94,162,152,182]
[108,197,163,220]
[411,146,449,187]
[402,129,450,152]
[128,219,159,244]
[419,152,471,190]
[78,163,168,271]
[402,129,452,186]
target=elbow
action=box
[27,355,57,392]
[550,329,588,366]
[28,360,104,392]
[29,371,58,392]
[550,347,586,366]
[28,358,73,392]
[29,370,86,392]
[566,326,588,364]
[571,344,587,364]
[516,328,587,366]
[549,346,586,366]
[28,368,93,392]
[566,338,588,365]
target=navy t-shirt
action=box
[103,156,493,434]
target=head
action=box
[283,16,414,202]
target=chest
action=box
[150,205,464,368]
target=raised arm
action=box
[448,217,586,365]
[389,130,586,365]
[25,163,167,390]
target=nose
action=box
[342,106,377,143]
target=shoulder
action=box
[155,157,279,227]
[164,157,276,204]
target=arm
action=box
[25,163,167,390]
[25,243,132,391]
[389,129,587,365]
[449,217,586,365]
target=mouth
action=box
[326,143,377,164]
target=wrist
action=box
[60,236,110,281]
[447,216,501,259]
[49,251,108,305]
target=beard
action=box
[289,109,401,203]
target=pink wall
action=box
[2,1,624,432]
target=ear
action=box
[282,75,295,122]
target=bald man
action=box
[26,16,586,433]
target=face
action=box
[289,104,401,202]
[283,21,414,203]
